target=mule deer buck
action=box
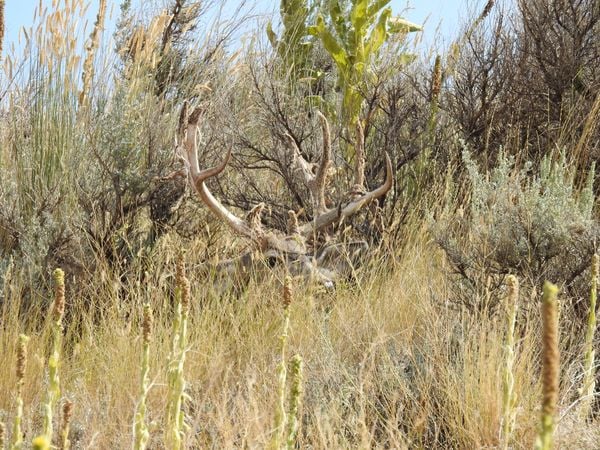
[176,102,393,290]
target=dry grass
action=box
[0,231,597,448]
[1,1,599,449]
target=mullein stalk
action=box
[502,275,519,450]
[579,254,598,418]
[0,422,5,449]
[134,304,153,450]
[59,401,73,450]
[285,354,303,450]
[11,334,29,450]
[165,259,190,450]
[270,277,292,450]
[43,268,66,443]
[535,282,560,450]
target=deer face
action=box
[176,102,392,292]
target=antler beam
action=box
[298,152,393,237]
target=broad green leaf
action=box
[311,16,348,70]
[307,15,325,36]
[329,0,348,39]
[365,7,391,56]
[266,21,278,48]
[350,0,368,32]
[367,0,391,19]
[388,16,423,33]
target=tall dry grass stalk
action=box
[79,0,106,108]
[501,275,519,449]
[270,276,292,450]
[579,253,598,418]
[165,258,191,450]
[535,282,559,450]
[59,401,73,450]
[447,0,496,74]
[11,334,29,450]
[0,0,4,60]
[427,54,442,136]
[43,268,66,442]
[572,91,600,169]
[133,304,153,450]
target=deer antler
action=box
[298,152,393,237]
[288,111,332,215]
[178,102,392,257]
[180,103,255,239]
[178,103,307,254]
[351,120,366,197]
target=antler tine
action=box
[179,105,254,239]
[286,112,332,215]
[286,133,315,181]
[353,120,366,192]
[298,152,393,237]
[312,111,332,215]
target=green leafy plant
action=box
[267,0,317,81]
[308,0,421,137]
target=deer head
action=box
[176,102,393,290]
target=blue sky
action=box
[3,0,482,55]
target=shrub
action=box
[435,148,598,311]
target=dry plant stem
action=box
[270,277,292,450]
[285,354,303,450]
[166,259,190,450]
[79,0,106,108]
[573,91,600,169]
[134,304,153,450]
[0,0,4,59]
[427,55,442,136]
[11,334,29,450]
[447,0,496,75]
[579,253,598,418]
[60,401,73,450]
[502,275,519,450]
[44,268,66,442]
[535,282,559,450]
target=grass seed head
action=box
[60,400,73,450]
[541,282,559,418]
[142,304,153,344]
[52,268,66,323]
[431,55,442,101]
[181,276,191,311]
[16,333,30,385]
[62,399,73,424]
[0,0,4,59]
[283,276,292,309]
[0,421,5,449]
